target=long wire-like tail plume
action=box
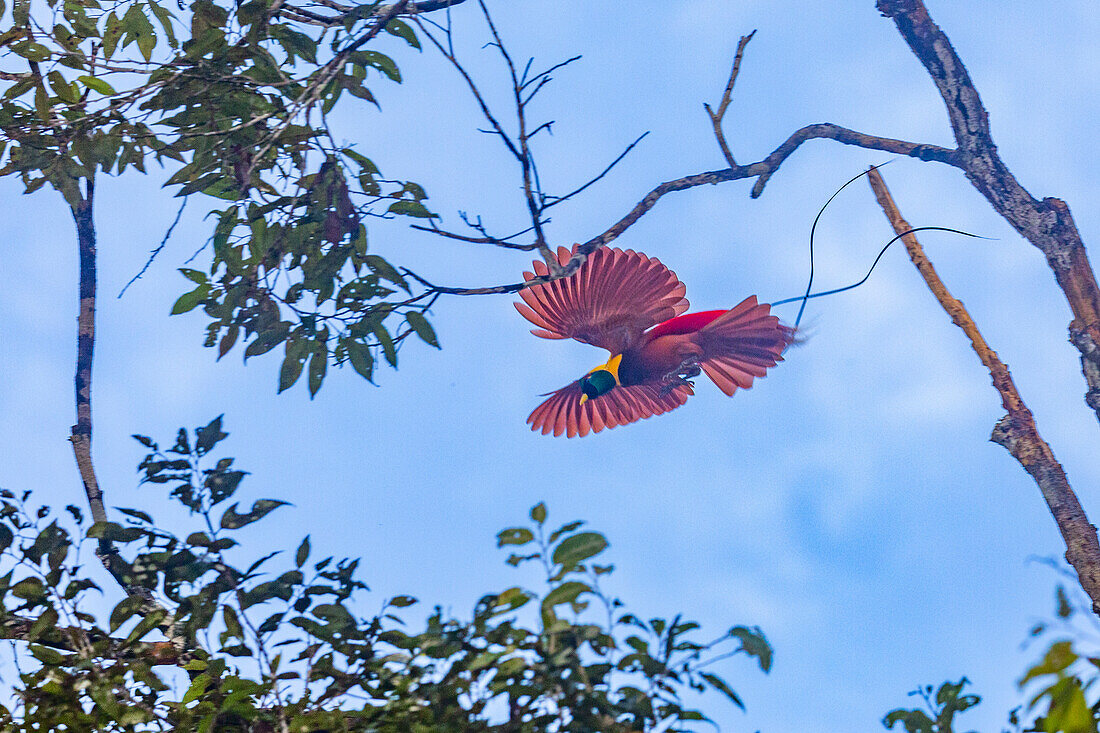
[772,226,990,309]
[780,163,990,325]
[793,161,894,327]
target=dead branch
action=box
[873,0,1100,424]
[704,30,755,168]
[867,167,1100,615]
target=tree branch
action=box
[704,30,755,168]
[0,615,184,666]
[69,176,104,529]
[867,166,1100,615]
[65,175,192,655]
[748,122,957,198]
[875,0,1100,425]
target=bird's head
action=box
[579,354,622,405]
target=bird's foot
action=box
[658,374,696,397]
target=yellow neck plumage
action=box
[579,354,622,405]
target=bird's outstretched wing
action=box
[515,245,689,354]
[527,380,694,438]
[693,296,796,397]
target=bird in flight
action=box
[516,244,795,437]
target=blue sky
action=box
[2,0,1099,729]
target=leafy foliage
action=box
[882,585,1100,733]
[883,679,981,733]
[0,0,443,396]
[0,418,770,731]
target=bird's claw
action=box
[659,374,697,397]
[658,360,701,397]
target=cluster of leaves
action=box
[1,0,444,396]
[1009,585,1100,733]
[0,416,771,731]
[883,679,982,733]
[882,586,1100,733]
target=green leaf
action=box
[541,581,591,625]
[110,595,145,632]
[883,709,935,733]
[1021,640,1078,687]
[295,536,310,567]
[373,323,396,367]
[87,521,144,542]
[182,672,211,704]
[29,644,65,666]
[11,578,46,600]
[27,608,59,641]
[387,199,433,218]
[730,625,773,673]
[148,0,178,48]
[530,502,547,525]
[78,75,116,95]
[1056,585,1073,619]
[307,346,327,397]
[385,18,419,48]
[388,595,416,608]
[404,311,439,348]
[279,339,308,393]
[342,148,379,174]
[171,283,209,314]
[357,50,401,82]
[552,531,608,568]
[497,527,533,547]
[347,340,374,382]
[48,71,78,103]
[223,605,243,639]
[15,41,51,62]
[115,507,154,524]
[700,672,744,710]
[195,415,227,454]
[0,524,13,552]
[220,499,290,529]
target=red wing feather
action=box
[514,245,689,354]
[695,296,796,397]
[527,380,694,438]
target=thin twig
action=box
[118,197,188,298]
[409,222,540,249]
[543,131,650,211]
[704,30,755,168]
[867,166,1100,615]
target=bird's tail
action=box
[694,296,796,397]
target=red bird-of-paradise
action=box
[515,244,796,437]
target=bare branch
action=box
[748,122,958,197]
[118,197,187,298]
[405,0,467,12]
[543,131,650,211]
[409,222,540,249]
[876,0,1100,425]
[415,18,521,161]
[475,0,556,269]
[704,30,755,168]
[868,166,1100,615]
